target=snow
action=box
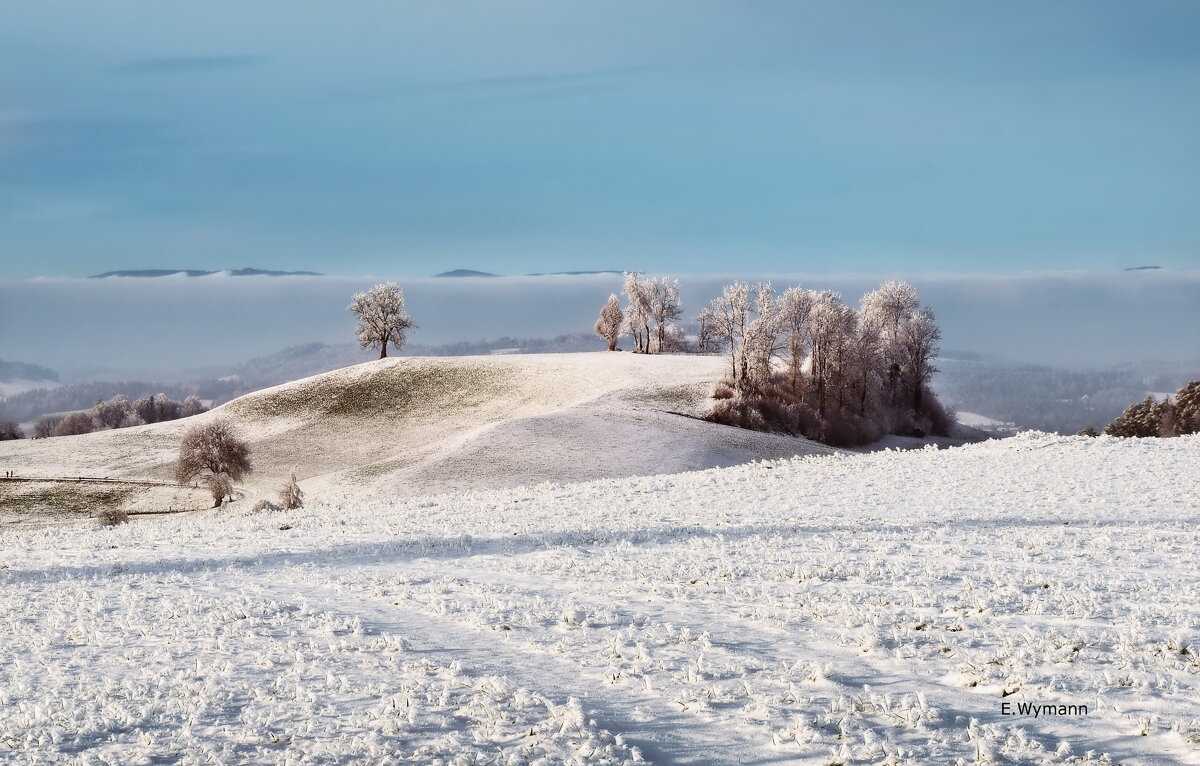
[2,431,1198,764]
[955,411,1024,438]
[956,412,1011,429]
[0,353,838,522]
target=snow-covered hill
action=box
[2,432,1196,763]
[0,353,838,520]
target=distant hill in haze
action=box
[434,269,500,278]
[90,267,323,278]
[0,360,58,384]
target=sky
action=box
[2,1,1199,279]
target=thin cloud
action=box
[314,65,657,105]
[112,55,270,76]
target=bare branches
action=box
[176,419,253,507]
[348,282,415,359]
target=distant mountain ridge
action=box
[0,359,59,383]
[90,268,323,278]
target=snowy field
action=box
[2,432,1198,764]
[0,354,841,526]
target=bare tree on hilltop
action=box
[348,282,415,359]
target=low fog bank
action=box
[1,269,1196,378]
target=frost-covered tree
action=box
[594,294,624,351]
[34,414,63,438]
[348,282,415,359]
[176,419,253,507]
[897,308,941,410]
[701,282,753,384]
[55,411,95,436]
[742,283,783,387]
[91,395,132,431]
[181,395,208,418]
[649,278,684,353]
[777,286,816,396]
[860,281,920,343]
[119,412,145,429]
[134,393,181,425]
[0,421,24,440]
[621,273,654,353]
[846,315,883,416]
[694,306,723,354]
[860,281,921,400]
[808,291,856,416]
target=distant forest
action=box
[932,357,1200,434]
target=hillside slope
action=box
[0,353,838,510]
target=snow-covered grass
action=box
[2,432,1197,764]
[0,354,839,525]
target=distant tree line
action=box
[1100,381,1200,438]
[0,381,225,425]
[32,393,208,439]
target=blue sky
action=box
[2,1,1199,278]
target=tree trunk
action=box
[607,337,617,351]
[379,340,388,359]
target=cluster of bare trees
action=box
[33,393,207,439]
[698,280,949,446]
[594,273,684,354]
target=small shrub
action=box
[95,508,129,527]
[279,470,305,509]
[1077,426,1098,437]
[252,499,282,512]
